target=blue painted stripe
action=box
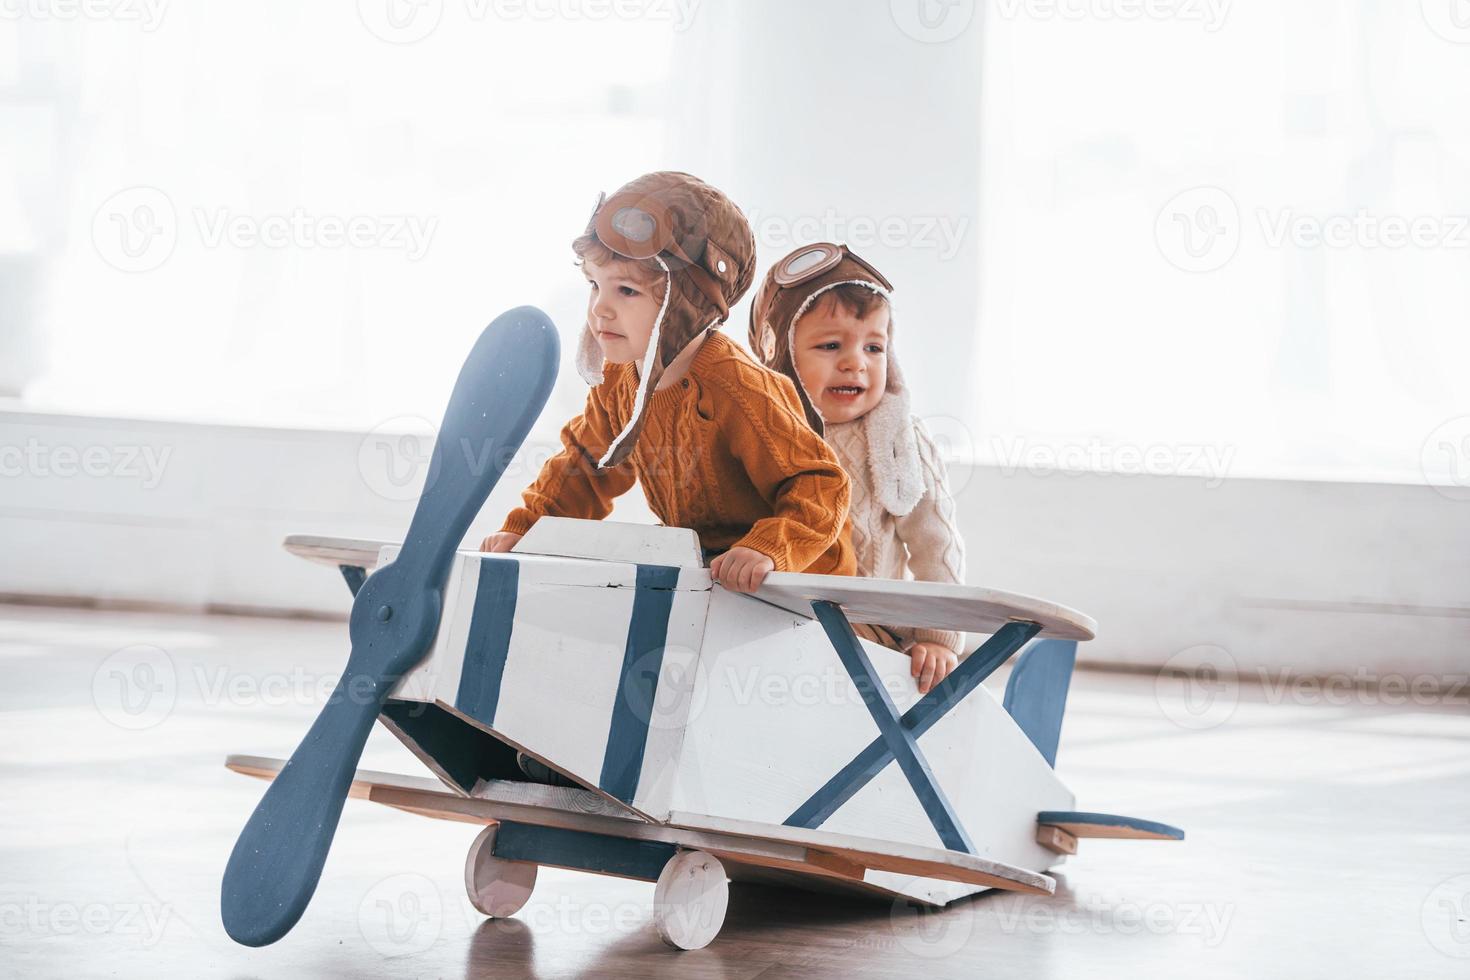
[338,564,366,597]
[599,564,681,804]
[453,557,520,727]
[490,821,677,880]
[1002,639,1077,767]
[1038,811,1186,840]
[785,620,1040,834]
[809,601,974,853]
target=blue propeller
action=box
[221,306,560,946]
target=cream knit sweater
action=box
[823,415,967,655]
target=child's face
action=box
[791,298,889,424]
[583,254,664,366]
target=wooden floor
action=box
[2,602,1467,978]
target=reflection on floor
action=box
[1,602,1467,979]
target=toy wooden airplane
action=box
[220,306,1183,951]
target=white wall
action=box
[3,401,1463,678]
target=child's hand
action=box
[709,546,775,594]
[908,641,959,695]
[480,531,522,553]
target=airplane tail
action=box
[1001,639,1077,768]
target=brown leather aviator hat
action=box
[574,171,756,469]
[749,242,926,517]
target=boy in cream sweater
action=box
[749,243,966,694]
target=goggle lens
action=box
[610,206,657,244]
[783,246,831,278]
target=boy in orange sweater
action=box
[481,172,855,590]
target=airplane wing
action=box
[282,532,1097,640]
[225,755,1054,897]
[752,572,1096,641]
[282,534,393,570]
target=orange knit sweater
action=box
[501,331,856,575]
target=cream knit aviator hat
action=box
[748,243,924,517]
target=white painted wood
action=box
[464,824,537,917]
[224,753,445,797]
[753,572,1097,641]
[513,516,705,569]
[282,534,392,570]
[663,811,1054,895]
[386,550,711,821]
[653,851,728,950]
[226,754,1051,898]
[666,587,1074,873]
[666,589,899,825]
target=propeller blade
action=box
[221,306,559,946]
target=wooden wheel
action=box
[652,849,728,950]
[464,823,537,917]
